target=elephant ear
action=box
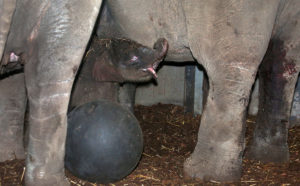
[92,52,124,82]
[153,38,168,60]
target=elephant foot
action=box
[248,114,290,163]
[0,120,25,162]
[0,144,25,162]
[25,170,70,186]
[184,147,242,182]
[247,142,289,163]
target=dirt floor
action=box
[0,104,299,185]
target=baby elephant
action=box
[70,37,168,109]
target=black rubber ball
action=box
[65,100,143,183]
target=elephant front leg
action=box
[25,74,73,185]
[11,1,103,185]
[184,67,256,181]
[248,40,300,163]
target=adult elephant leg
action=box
[21,1,102,185]
[248,3,300,162]
[25,67,75,185]
[0,73,26,162]
[184,65,258,181]
[0,0,16,60]
[183,0,279,181]
[247,43,299,162]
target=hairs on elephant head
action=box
[90,37,168,82]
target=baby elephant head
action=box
[92,38,168,82]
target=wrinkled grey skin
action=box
[0,0,16,62]
[0,73,26,162]
[70,37,167,109]
[247,1,300,163]
[0,0,102,185]
[96,0,300,181]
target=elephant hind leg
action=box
[247,39,300,163]
[182,0,278,181]
[184,68,256,181]
[0,73,26,162]
[248,1,300,162]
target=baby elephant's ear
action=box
[153,38,168,60]
[92,52,124,82]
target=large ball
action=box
[65,100,143,183]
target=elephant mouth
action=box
[146,67,157,78]
[142,60,160,79]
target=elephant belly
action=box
[104,0,193,62]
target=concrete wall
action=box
[135,63,204,114]
[136,64,186,106]
[135,65,300,125]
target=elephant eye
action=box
[129,56,139,63]
[130,56,138,63]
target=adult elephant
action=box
[0,0,103,185]
[97,0,299,181]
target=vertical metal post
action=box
[184,64,195,113]
[290,76,300,127]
